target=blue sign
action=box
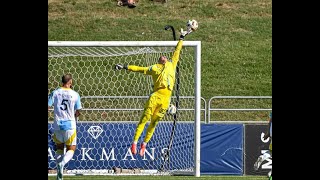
[200,124,243,175]
[48,122,243,175]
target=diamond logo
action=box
[87,126,103,139]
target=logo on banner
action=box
[260,132,270,143]
[259,132,272,170]
[87,126,103,139]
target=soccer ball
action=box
[188,19,198,31]
[167,104,177,115]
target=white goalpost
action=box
[48,41,201,177]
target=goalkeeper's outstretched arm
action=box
[171,40,183,69]
[171,20,195,68]
[114,64,150,74]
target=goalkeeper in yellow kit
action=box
[114,28,193,156]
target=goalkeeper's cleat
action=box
[254,155,263,171]
[139,143,146,156]
[56,162,63,180]
[131,143,137,155]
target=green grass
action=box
[48,0,271,97]
[48,175,268,180]
[48,0,271,121]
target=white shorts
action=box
[53,129,77,146]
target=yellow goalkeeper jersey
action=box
[127,40,183,95]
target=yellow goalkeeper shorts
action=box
[144,91,171,118]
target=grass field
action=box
[48,175,269,180]
[48,0,272,99]
[48,0,272,121]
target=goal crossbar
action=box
[48,41,201,47]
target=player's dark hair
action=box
[62,74,72,84]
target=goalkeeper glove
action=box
[179,28,192,40]
[114,64,128,70]
[179,20,196,40]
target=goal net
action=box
[48,41,201,176]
